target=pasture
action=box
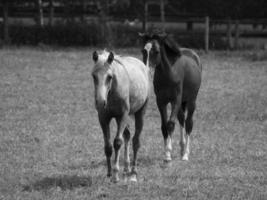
[0,47,266,200]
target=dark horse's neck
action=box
[155,42,181,83]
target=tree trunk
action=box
[36,0,44,27]
[142,0,148,32]
[80,0,86,23]
[64,0,71,23]
[49,0,54,26]
[160,0,165,31]
[3,0,9,44]
[187,21,193,31]
[98,1,112,47]
[204,16,209,53]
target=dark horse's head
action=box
[139,32,181,68]
[91,50,114,110]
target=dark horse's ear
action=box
[92,51,98,62]
[138,32,145,37]
[157,32,167,40]
[107,52,114,64]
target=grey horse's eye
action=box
[106,75,112,84]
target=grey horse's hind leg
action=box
[123,125,131,177]
[130,99,148,182]
[99,115,112,177]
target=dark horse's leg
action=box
[177,102,186,157]
[165,95,182,161]
[156,98,170,161]
[99,114,112,177]
[183,101,196,161]
[113,113,129,182]
[130,99,148,182]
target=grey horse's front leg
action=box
[99,115,112,177]
[113,113,129,182]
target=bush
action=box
[0,22,231,49]
[6,22,103,46]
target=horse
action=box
[91,50,150,182]
[139,32,202,162]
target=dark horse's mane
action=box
[161,35,182,58]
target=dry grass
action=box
[0,47,266,200]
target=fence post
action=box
[49,0,54,26]
[226,18,233,49]
[234,20,240,49]
[205,16,210,53]
[36,0,44,27]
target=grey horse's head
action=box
[91,50,114,110]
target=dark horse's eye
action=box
[154,49,160,54]
[141,49,147,55]
[141,49,148,58]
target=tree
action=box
[95,0,132,46]
[36,0,44,27]
[80,0,86,22]
[48,0,54,26]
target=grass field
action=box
[0,47,266,200]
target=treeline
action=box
[1,0,267,48]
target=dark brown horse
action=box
[140,32,202,162]
[91,50,150,182]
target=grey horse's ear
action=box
[93,51,98,62]
[107,52,114,64]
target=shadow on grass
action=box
[89,160,106,169]
[23,175,92,191]
[138,155,162,167]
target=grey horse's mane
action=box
[99,49,126,67]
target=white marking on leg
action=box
[182,134,190,161]
[164,137,172,161]
[180,126,185,145]
[112,150,121,182]
[180,126,185,156]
